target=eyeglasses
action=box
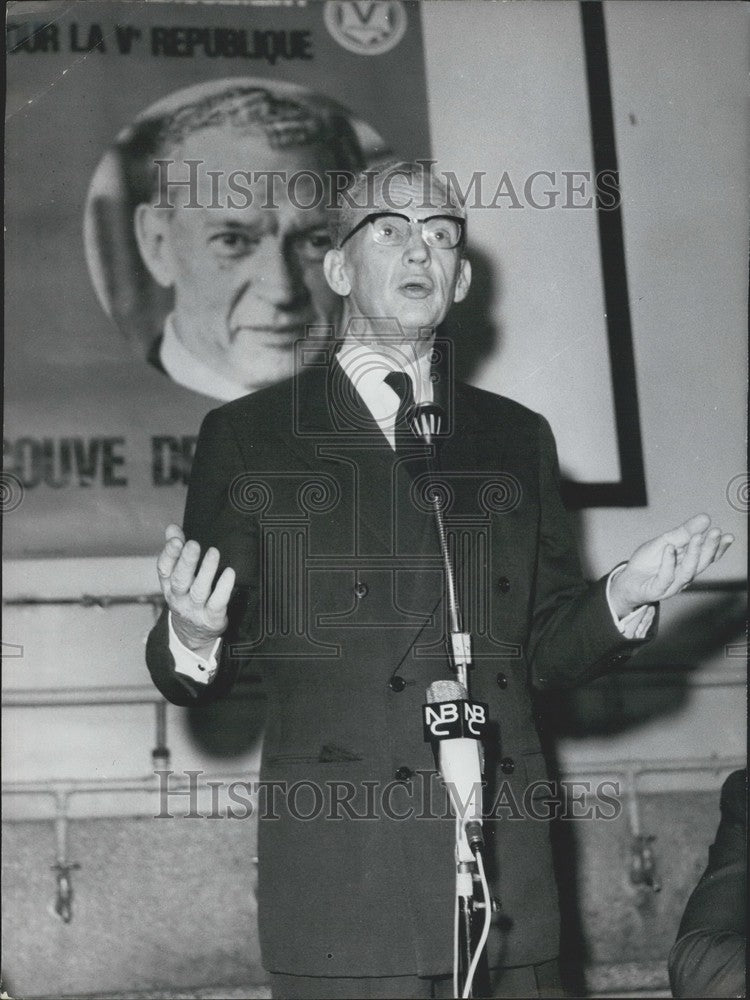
[339,212,465,250]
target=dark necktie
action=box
[384,370,416,457]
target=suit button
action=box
[394,766,413,781]
[388,676,406,692]
[354,581,368,599]
[500,757,515,775]
[497,576,510,593]
[496,672,508,689]
[610,652,629,666]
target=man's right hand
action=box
[156,524,235,655]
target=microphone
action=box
[408,402,444,447]
[425,679,485,855]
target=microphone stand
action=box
[409,405,483,998]
[428,469,472,693]
[408,405,473,693]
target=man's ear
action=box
[323,248,351,297]
[453,256,472,304]
[134,203,176,288]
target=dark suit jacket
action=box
[147,355,653,977]
[669,769,747,998]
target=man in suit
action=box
[147,161,733,997]
[669,768,747,998]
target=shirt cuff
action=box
[606,564,656,640]
[167,612,221,685]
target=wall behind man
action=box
[423,0,746,575]
[2,2,746,996]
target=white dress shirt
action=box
[335,340,433,449]
[168,346,654,684]
[159,314,250,403]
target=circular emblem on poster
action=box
[324,1,407,56]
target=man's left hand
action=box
[609,513,734,619]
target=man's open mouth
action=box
[398,277,434,298]
[232,324,306,339]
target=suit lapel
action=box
[259,359,508,674]
[277,356,403,558]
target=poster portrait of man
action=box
[85,79,388,401]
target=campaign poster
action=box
[4,0,431,557]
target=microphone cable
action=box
[453,815,463,999]
[461,849,492,999]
